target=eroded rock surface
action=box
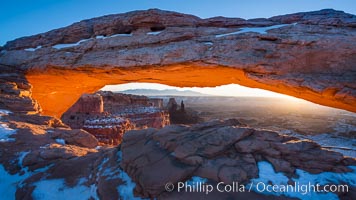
[0,9,355,116]
[0,109,355,199]
[0,8,355,200]
[121,119,356,199]
[62,91,169,145]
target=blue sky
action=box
[1,0,355,45]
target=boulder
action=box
[50,129,99,148]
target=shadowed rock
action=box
[120,119,356,198]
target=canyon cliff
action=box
[61,91,169,145]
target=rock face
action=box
[0,65,41,114]
[167,97,201,124]
[0,9,355,117]
[0,108,355,199]
[49,128,99,148]
[121,119,356,199]
[83,116,133,145]
[67,93,104,114]
[62,91,169,145]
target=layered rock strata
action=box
[62,91,169,145]
[0,9,355,117]
[83,116,133,145]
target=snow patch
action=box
[17,151,30,167]
[52,38,92,49]
[55,138,66,145]
[0,163,51,200]
[215,24,293,38]
[95,33,132,39]
[40,144,50,149]
[248,161,356,200]
[0,110,11,115]
[203,42,213,45]
[95,35,105,39]
[147,31,162,35]
[281,130,356,158]
[116,151,146,200]
[0,109,16,142]
[108,33,133,37]
[117,171,143,200]
[186,176,208,186]
[0,165,28,200]
[24,45,42,51]
[32,178,99,200]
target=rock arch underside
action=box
[1,9,356,200]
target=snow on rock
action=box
[147,31,162,35]
[24,45,42,51]
[0,164,28,200]
[108,33,133,37]
[186,176,208,186]
[0,109,16,142]
[116,151,146,200]
[39,144,50,149]
[249,161,356,200]
[52,38,92,49]
[32,178,99,200]
[308,134,356,158]
[116,106,161,116]
[95,35,106,39]
[55,138,66,145]
[0,163,51,200]
[95,33,133,40]
[203,42,213,45]
[85,117,126,125]
[281,130,356,158]
[215,23,295,38]
[0,124,16,142]
[17,151,30,167]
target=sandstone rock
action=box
[121,129,197,197]
[8,114,67,128]
[0,9,354,117]
[120,119,355,199]
[83,116,132,145]
[265,156,294,174]
[1,115,355,200]
[0,65,41,114]
[61,91,169,145]
[0,8,355,200]
[50,129,98,148]
[270,9,356,27]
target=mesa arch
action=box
[1,9,355,117]
[25,64,355,118]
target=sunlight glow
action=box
[101,82,302,100]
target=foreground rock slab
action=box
[1,111,355,199]
[121,119,356,199]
